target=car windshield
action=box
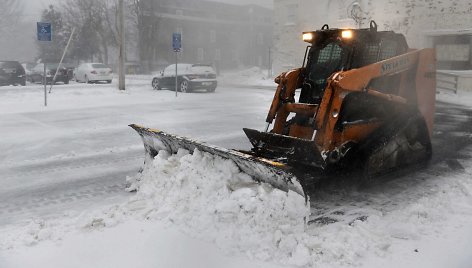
[62,63,76,68]
[92,64,108,69]
[45,63,64,69]
[191,65,214,74]
[0,61,20,68]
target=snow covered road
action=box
[0,80,272,227]
[1,78,472,267]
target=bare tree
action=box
[61,0,119,64]
[0,0,22,35]
[129,0,161,73]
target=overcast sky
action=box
[23,0,273,20]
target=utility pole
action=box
[118,0,125,90]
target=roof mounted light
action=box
[302,32,314,42]
[341,30,353,39]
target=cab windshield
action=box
[300,42,349,103]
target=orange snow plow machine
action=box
[131,21,436,198]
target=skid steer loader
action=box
[130,21,436,198]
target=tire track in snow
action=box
[1,149,143,179]
[0,149,142,226]
[0,170,135,226]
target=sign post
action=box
[37,22,52,107]
[172,33,181,97]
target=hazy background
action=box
[4,0,273,63]
[24,0,273,18]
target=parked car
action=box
[29,63,70,84]
[62,63,77,81]
[75,63,113,83]
[21,62,35,82]
[0,61,26,86]
[152,63,217,93]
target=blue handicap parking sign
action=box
[37,22,52,41]
[172,33,181,52]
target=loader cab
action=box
[299,21,409,104]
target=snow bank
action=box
[123,148,310,265]
[3,83,472,267]
[90,147,472,267]
[3,147,472,267]
[219,67,277,87]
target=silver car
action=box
[75,63,113,84]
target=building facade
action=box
[135,0,273,73]
[273,0,472,74]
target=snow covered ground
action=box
[1,73,472,268]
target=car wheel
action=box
[152,78,161,90]
[21,81,26,86]
[207,87,216,93]
[85,75,90,84]
[106,80,112,84]
[64,79,69,84]
[180,80,189,93]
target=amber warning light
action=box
[341,30,353,39]
[302,32,314,42]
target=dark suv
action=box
[0,61,26,86]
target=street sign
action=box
[37,22,52,41]
[172,33,181,52]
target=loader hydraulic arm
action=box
[314,48,436,151]
[327,48,436,135]
[266,68,304,124]
[334,49,422,90]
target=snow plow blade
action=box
[129,124,306,197]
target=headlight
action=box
[341,30,353,39]
[302,32,314,42]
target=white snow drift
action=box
[1,78,472,268]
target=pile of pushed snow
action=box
[3,142,472,267]
[219,67,277,87]
[124,148,311,265]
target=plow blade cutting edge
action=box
[130,124,306,198]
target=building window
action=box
[198,48,204,61]
[210,30,216,43]
[176,9,183,16]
